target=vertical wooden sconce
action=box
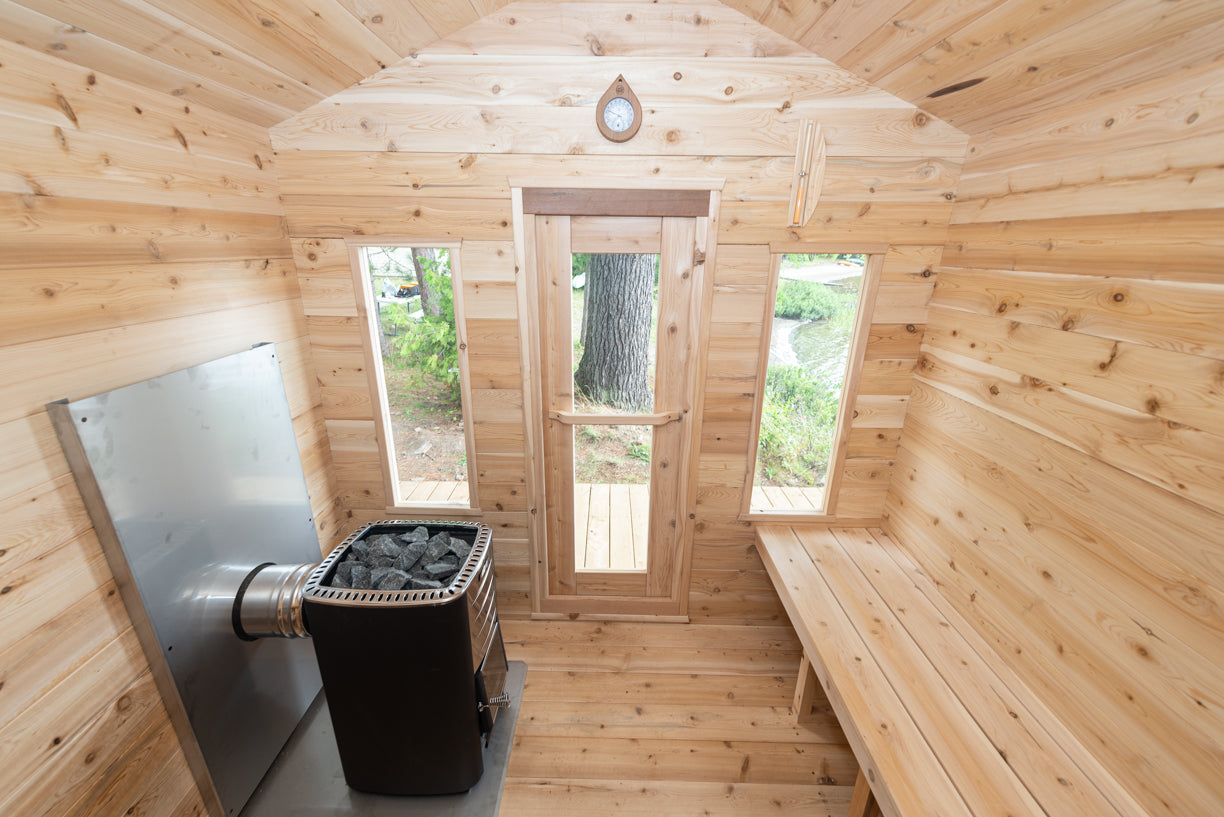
[787,120,826,227]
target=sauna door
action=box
[526,209,710,616]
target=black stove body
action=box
[301,521,507,796]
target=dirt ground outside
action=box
[383,367,653,485]
[383,366,469,482]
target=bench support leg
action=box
[848,769,880,817]
[793,653,823,724]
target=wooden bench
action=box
[756,525,1146,817]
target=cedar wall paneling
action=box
[0,39,339,817]
[885,53,1224,817]
[270,2,968,621]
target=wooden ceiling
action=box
[2,0,1218,134]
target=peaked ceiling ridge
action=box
[270,0,967,144]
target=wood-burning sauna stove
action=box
[235,520,510,795]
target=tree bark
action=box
[574,253,655,411]
[412,247,441,316]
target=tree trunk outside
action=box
[412,247,441,316]
[574,253,654,411]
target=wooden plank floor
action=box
[576,483,649,570]
[400,479,470,504]
[751,484,826,512]
[499,620,857,817]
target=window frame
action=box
[740,244,885,521]
[347,237,481,515]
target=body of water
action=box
[768,273,860,385]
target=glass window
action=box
[749,252,870,514]
[356,244,476,508]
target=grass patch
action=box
[755,366,841,487]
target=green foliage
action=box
[389,255,460,401]
[756,365,840,487]
[774,279,856,322]
[628,441,651,463]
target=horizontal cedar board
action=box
[886,452,1224,816]
[272,104,969,157]
[476,453,527,484]
[463,280,519,320]
[923,303,1224,433]
[518,666,792,707]
[0,474,91,575]
[0,662,172,817]
[871,282,935,324]
[902,381,1224,613]
[522,187,709,217]
[465,319,522,353]
[320,385,373,420]
[912,0,1224,130]
[850,395,909,428]
[2,258,298,346]
[879,244,941,281]
[0,2,303,127]
[291,237,351,272]
[873,0,1112,104]
[0,194,289,269]
[893,401,1224,670]
[956,131,1224,210]
[339,55,898,108]
[942,209,1224,283]
[499,779,850,816]
[0,113,282,214]
[467,354,525,389]
[0,578,127,736]
[299,275,359,317]
[275,151,961,203]
[719,200,952,245]
[0,413,70,501]
[0,529,111,658]
[864,323,925,359]
[952,155,1224,224]
[0,0,326,114]
[917,345,1224,519]
[323,419,378,453]
[336,480,386,510]
[959,57,1224,170]
[856,359,917,395]
[1,307,309,426]
[933,267,1224,361]
[419,2,810,58]
[957,15,1224,136]
[507,735,856,786]
[0,38,277,168]
[845,427,902,457]
[305,315,364,348]
[282,195,512,239]
[505,641,798,676]
[461,241,517,282]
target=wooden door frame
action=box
[512,181,722,619]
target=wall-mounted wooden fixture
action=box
[787,120,826,227]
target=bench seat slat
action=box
[797,526,1048,817]
[758,524,1142,817]
[756,525,973,817]
[866,528,1150,817]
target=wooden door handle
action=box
[548,410,681,426]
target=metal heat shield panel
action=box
[49,344,323,817]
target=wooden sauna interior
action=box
[2,0,1221,814]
